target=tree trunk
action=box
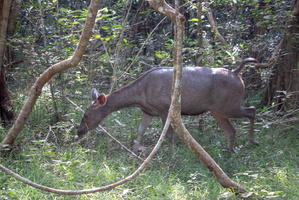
[0,0,21,126]
[0,69,14,126]
[246,0,267,89]
[262,0,299,110]
[251,0,267,60]
[147,0,248,196]
[196,0,203,66]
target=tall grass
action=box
[1,107,299,199]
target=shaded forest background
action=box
[0,0,299,199]
[0,0,298,145]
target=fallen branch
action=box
[0,116,170,195]
[95,126,145,162]
[43,125,53,147]
[65,96,84,112]
[65,96,144,161]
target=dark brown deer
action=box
[78,58,260,156]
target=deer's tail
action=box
[233,58,259,75]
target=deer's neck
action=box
[106,85,140,114]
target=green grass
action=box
[1,108,299,199]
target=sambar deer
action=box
[78,58,260,156]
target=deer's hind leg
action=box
[242,106,259,146]
[211,112,236,151]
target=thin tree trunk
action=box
[0,0,15,126]
[109,0,133,93]
[251,0,267,60]
[196,0,203,66]
[147,0,248,196]
[0,69,15,126]
[1,0,102,148]
[202,0,227,46]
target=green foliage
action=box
[8,0,291,99]
[1,108,299,199]
[1,0,298,199]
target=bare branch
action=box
[0,116,170,195]
[65,96,144,161]
[95,126,145,161]
[65,96,85,113]
[116,16,167,82]
[148,0,248,195]
[203,0,227,46]
[146,0,176,21]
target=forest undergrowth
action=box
[1,0,298,199]
[1,94,298,199]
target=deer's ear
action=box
[93,94,107,107]
[98,94,107,106]
[91,88,99,100]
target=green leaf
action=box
[189,18,199,22]
[240,43,245,50]
[101,37,111,42]
[263,106,268,112]
[60,8,69,13]
[112,24,123,28]
[101,7,109,13]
